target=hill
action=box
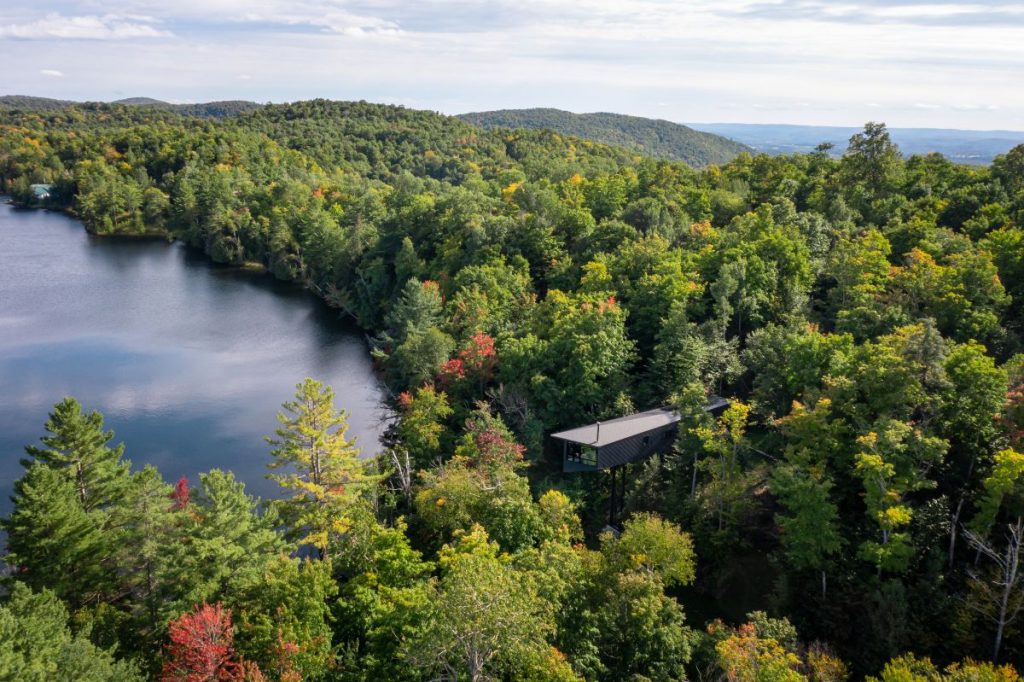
[0,94,261,118]
[0,95,77,111]
[459,107,751,167]
[690,122,1024,165]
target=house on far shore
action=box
[552,396,730,473]
[30,183,53,202]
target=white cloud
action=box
[39,68,63,77]
[310,11,403,37]
[0,12,172,40]
[0,0,1021,128]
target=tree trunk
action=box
[949,496,965,569]
[993,519,1022,662]
[690,453,698,497]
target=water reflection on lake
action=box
[0,202,388,514]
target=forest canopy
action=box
[2,100,1024,680]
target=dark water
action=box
[0,202,388,514]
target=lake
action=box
[0,202,388,514]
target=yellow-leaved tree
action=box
[267,378,381,558]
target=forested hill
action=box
[3,101,1024,680]
[459,107,752,167]
[0,94,261,117]
[0,94,78,111]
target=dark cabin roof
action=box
[550,396,729,448]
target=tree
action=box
[693,401,758,534]
[414,411,543,554]
[771,464,842,598]
[592,570,695,682]
[869,655,1023,682]
[229,556,338,681]
[826,229,897,340]
[743,324,852,419]
[500,290,636,427]
[159,470,287,619]
[23,396,131,511]
[0,583,144,682]
[853,420,946,573]
[602,513,696,587]
[403,525,572,682]
[965,448,1024,662]
[940,343,1008,566]
[772,399,844,598]
[332,515,434,682]
[964,520,1024,663]
[715,623,806,682]
[267,378,380,556]
[650,302,741,405]
[161,603,255,682]
[841,123,904,221]
[389,385,453,495]
[2,463,111,608]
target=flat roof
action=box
[551,396,728,447]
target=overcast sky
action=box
[2,0,1022,130]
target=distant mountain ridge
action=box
[0,95,261,118]
[690,122,1024,165]
[459,108,752,168]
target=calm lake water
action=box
[0,202,388,514]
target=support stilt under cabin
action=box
[551,397,729,527]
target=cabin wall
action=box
[597,424,678,468]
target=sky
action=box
[1,0,1022,130]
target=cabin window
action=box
[642,435,651,446]
[566,443,598,467]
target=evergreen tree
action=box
[23,396,131,511]
[267,378,381,556]
[2,463,112,608]
[0,583,143,682]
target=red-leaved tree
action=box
[170,476,190,511]
[161,603,257,682]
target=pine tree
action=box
[159,470,286,619]
[23,396,131,511]
[2,463,111,608]
[267,378,381,557]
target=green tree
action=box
[772,399,844,598]
[2,463,111,609]
[23,396,131,511]
[160,470,287,618]
[0,583,143,682]
[230,555,338,680]
[403,525,572,682]
[693,401,757,533]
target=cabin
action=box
[30,184,52,202]
[552,396,730,473]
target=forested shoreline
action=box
[2,100,1024,680]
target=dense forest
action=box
[2,100,1024,681]
[459,107,751,167]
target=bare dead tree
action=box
[963,517,1024,662]
[386,447,415,505]
[485,384,533,433]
